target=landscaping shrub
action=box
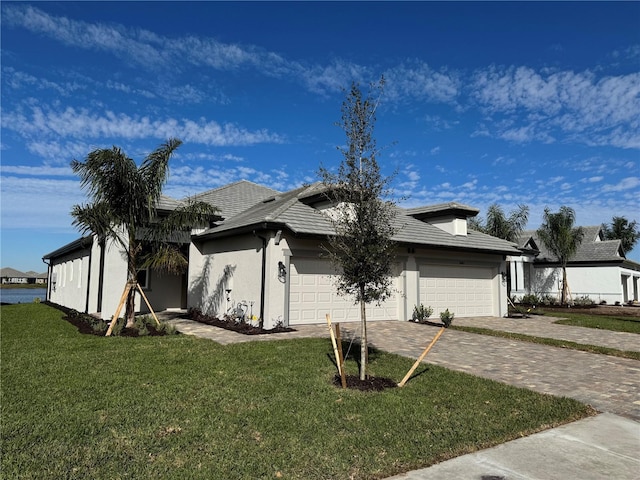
[411,304,433,322]
[519,293,540,305]
[440,309,454,327]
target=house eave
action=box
[43,236,93,260]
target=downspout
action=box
[253,230,267,329]
[85,242,93,314]
[42,257,51,301]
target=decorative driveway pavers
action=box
[339,321,640,421]
[454,315,640,352]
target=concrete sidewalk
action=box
[387,413,640,480]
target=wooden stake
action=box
[398,327,445,387]
[135,283,160,326]
[326,314,342,376]
[334,323,347,389]
[105,282,133,336]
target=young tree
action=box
[469,203,529,243]
[319,79,397,381]
[602,216,640,256]
[71,139,217,327]
[536,206,584,305]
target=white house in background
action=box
[44,180,521,327]
[508,226,640,304]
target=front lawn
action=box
[550,311,640,334]
[1,304,593,479]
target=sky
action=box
[1,1,639,273]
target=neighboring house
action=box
[0,267,47,284]
[44,180,521,327]
[508,226,640,304]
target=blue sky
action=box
[1,1,639,272]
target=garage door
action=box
[288,258,398,325]
[419,265,495,317]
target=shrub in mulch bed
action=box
[333,374,397,392]
[187,308,295,335]
[44,301,177,337]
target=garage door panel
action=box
[289,258,398,325]
[419,265,495,317]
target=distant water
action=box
[0,288,47,305]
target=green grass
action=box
[451,325,640,361]
[549,311,640,334]
[1,304,593,480]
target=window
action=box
[137,269,149,289]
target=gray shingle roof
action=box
[157,195,184,212]
[405,202,479,220]
[187,180,280,219]
[197,183,521,255]
[519,227,624,263]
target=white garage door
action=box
[288,258,398,325]
[419,265,496,317]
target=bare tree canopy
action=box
[319,78,398,380]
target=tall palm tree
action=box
[469,204,529,243]
[71,139,217,327]
[602,216,640,256]
[536,206,584,305]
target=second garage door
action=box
[419,264,496,317]
[288,258,398,325]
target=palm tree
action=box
[602,216,640,256]
[71,139,217,327]
[469,204,529,242]
[536,206,584,305]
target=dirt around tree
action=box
[333,374,397,392]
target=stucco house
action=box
[508,226,640,305]
[44,180,521,328]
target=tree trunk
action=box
[561,266,569,305]
[125,287,136,328]
[360,294,368,381]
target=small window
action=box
[137,269,149,289]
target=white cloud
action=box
[2,106,285,147]
[601,176,640,192]
[384,61,460,103]
[430,146,441,155]
[0,165,73,176]
[471,66,640,149]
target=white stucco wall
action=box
[188,233,266,320]
[48,248,91,312]
[529,264,637,304]
[99,238,130,320]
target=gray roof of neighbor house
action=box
[518,226,626,263]
[196,183,521,255]
[187,180,280,220]
[1,267,29,278]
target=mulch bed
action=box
[187,309,296,335]
[45,301,172,337]
[333,374,397,392]
[62,313,169,337]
